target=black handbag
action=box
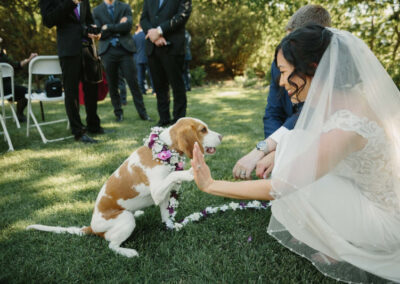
[82,39,103,84]
[45,75,62,97]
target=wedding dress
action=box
[267,28,400,283]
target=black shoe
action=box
[75,134,98,144]
[87,127,115,135]
[115,114,123,122]
[140,114,153,121]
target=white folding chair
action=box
[0,63,20,129]
[25,55,72,143]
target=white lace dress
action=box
[268,110,400,283]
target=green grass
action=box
[0,84,334,283]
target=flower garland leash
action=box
[166,190,271,231]
[143,127,272,231]
[143,127,185,171]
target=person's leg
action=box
[82,81,101,132]
[161,54,186,122]
[148,51,171,125]
[118,66,127,105]
[59,55,85,137]
[136,63,146,94]
[145,63,155,93]
[183,60,191,91]
[119,50,148,119]
[14,85,28,122]
[101,47,123,119]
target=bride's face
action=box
[277,50,312,103]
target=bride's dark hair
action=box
[275,24,332,100]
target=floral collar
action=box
[143,127,185,171]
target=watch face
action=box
[257,141,267,151]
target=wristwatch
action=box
[256,140,269,154]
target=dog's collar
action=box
[143,127,185,171]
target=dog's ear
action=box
[177,125,204,159]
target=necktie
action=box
[107,5,114,20]
[107,5,118,47]
[74,4,80,20]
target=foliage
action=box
[189,65,206,86]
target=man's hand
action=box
[120,17,127,23]
[145,28,161,42]
[232,149,265,180]
[72,0,81,4]
[154,36,167,47]
[256,151,275,179]
[101,24,108,31]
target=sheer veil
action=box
[267,28,400,283]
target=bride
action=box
[191,24,400,283]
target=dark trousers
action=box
[118,66,127,104]
[59,51,101,136]
[101,46,147,118]
[4,81,28,116]
[182,60,191,91]
[136,62,153,94]
[148,48,186,124]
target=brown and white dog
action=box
[27,118,222,257]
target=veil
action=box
[267,28,400,283]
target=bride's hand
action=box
[191,142,214,192]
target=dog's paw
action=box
[180,169,194,182]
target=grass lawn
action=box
[0,83,335,283]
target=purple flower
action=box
[240,202,246,208]
[148,133,158,148]
[170,191,179,199]
[201,209,207,216]
[157,150,172,160]
[247,236,252,242]
[175,162,184,171]
[168,207,174,214]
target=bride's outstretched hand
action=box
[191,142,214,192]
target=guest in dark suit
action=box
[140,0,192,126]
[39,0,104,143]
[92,0,151,122]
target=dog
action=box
[27,118,222,257]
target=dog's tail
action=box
[26,224,87,236]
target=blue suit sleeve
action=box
[263,62,290,138]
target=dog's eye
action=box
[201,127,207,133]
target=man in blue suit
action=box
[133,24,153,95]
[233,5,331,180]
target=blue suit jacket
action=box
[133,31,148,64]
[263,61,303,138]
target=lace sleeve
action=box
[322,110,382,138]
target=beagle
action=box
[27,118,222,257]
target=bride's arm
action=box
[191,143,274,201]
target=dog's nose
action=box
[218,134,223,141]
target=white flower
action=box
[169,197,179,208]
[205,207,218,214]
[189,212,202,221]
[153,142,164,153]
[174,223,183,231]
[220,205,229,212]
[229,202,240,211]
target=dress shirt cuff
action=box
[269,126,289,144]
[157,26,163,36]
